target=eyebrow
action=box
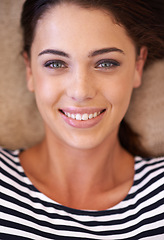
[38,49,70,58]
[38,47,124,58]
[88,48,125,57]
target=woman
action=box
[1,0,164,239]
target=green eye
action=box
[96,59,120,69]
[99,62,113,68]
[51,62,64,68]
[44,60,66,69]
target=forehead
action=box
[32,3,135,55]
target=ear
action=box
[23,52,35,92]
[133,46,148,88]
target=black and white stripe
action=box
[1,147,164,239]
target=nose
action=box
[66,67,96,102]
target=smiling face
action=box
[25,3,147,150]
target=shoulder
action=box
[133,155,164,198]
[135,155,164,173]
[135,155,164,180]
[0,147,20,163]
[0,147,22,175]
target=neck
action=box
[20,127,134,210]
[40,127,128,191]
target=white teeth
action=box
[71,114,76,119]
[76,114,82,121]
[89,114,93,119]
[82,113,89,121]
[64,111,102,121]
[93,112,97,118]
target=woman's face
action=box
[25,3,146,150]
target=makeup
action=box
[59,108,106,128]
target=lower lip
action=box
[60,111,106,128]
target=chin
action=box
[72,142,99,150]
[62,133,107,150]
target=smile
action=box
[59,109,106,121]
[59,108,106,128]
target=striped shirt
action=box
[0,147,164,240]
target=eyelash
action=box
[44,60,67,69]
[44,59,120,70]
[95,59,120,69]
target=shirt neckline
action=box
[14,149,140,214]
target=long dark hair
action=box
[21,0,164,62]
[21,0,164,157]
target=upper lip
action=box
[59,107,106,115]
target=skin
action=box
[20,3,147,210]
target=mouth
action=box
[59,109,106,121]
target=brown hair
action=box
[21,0,164,64]
[21,0,164,157]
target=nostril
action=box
[66,79,96,101]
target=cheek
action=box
[102,72,135,110]
[33,81,62,125]
[32,71,62,107]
